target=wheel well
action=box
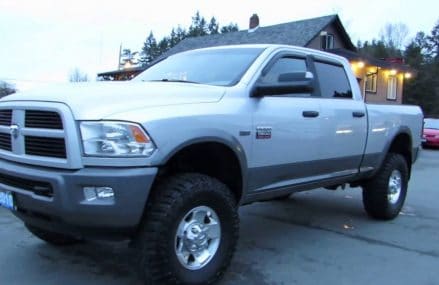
[388,133,412,178]
[158,142,243,202]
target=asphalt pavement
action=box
[1,149,438,285]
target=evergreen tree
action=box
[221,23,239,34]
[141,32,161,65]
[188,11,208,37]
[208,17,219,34]
[0,81,15,98]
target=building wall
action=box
[351,66,403,104]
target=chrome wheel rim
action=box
[175,206,221,270]
[388,170,402,204]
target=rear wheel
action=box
[362,153,408,220]
[25,224,81,246]
[135,173,239,284]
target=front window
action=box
[259,57,307,84]
[135,47,264,86]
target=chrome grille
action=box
[25,110,63,129]
[0,109,12,126]
[0,103,81,169]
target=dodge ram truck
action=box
[0,45,423,284]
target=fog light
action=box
[84,187,97,201]
[83,186,114,202]
[96,187,114,199]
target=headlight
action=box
[80,121,156,157]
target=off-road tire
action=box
[362,153,409,220]
[135,173,239,285]
[25,224,81,246]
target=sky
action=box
[0,0,438,90]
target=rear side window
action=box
[315,62,352,99]
[259,57,307,84]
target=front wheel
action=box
[362,153,409,220]
[135,173,239,285]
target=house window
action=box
[321,34,334,50]
[387,75,397,100]
[365,72,377,93]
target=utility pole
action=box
[118,43,122,70]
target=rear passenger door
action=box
[313,60,368,175]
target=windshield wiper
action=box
[144,79,200,84]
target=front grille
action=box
[25,110,63,129]
[0,109,12,126]
[25,136,67,158]
[0,133,12,151]
[0,173,53,198]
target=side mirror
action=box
[251,71,314,97]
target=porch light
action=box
[357,61,365,68]
[389,69,397,76]
[404,72,412,79]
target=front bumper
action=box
[0,159,157,240]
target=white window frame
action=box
[321,34,334,50]
[365,72,377,93]
[387,75,397,100]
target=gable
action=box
[306,22,354,50]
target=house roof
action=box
[97,66,146,77]
[329,48,413,72]
[160,14,355,59]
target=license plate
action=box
[0,191,15,211]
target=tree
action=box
[69,68,89,82]
[140,32,161,65]
[380,23,409,50]
[188,11,208,37]
[157,37,170,55]
[403,21,439,116]
[138,11,240,66]
[358,39,396,58]
[208,17,219,34]
[221,23,239,34]
[427,20,439,60]
[120,49,139,68]
[0,81,15,97]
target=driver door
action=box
[248,54,324,192]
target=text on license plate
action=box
[0,191,15,210]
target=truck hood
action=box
[2,81,226,120]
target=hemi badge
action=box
[256,127,272,139]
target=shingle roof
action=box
[161,14,353,59]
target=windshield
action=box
[424,119,439,129]
[135,47,264,86]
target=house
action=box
[98,14,412,104]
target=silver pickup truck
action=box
[0,45,423,284]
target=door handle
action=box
[352,111,365,118]
[302,111,319,118]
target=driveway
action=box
[1,149,438,284]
